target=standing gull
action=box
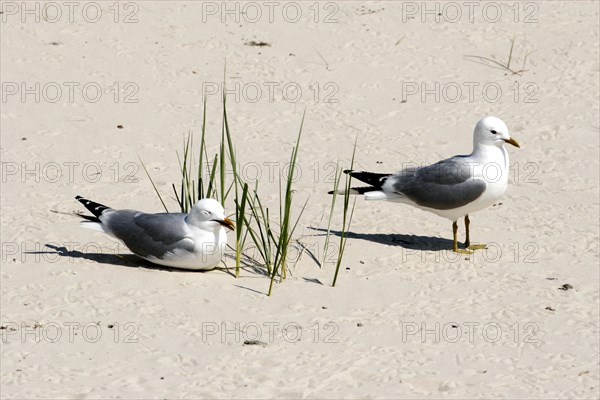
[339,116,520,254]
[76,196,235,269]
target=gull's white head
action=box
[189,198,235,230]
[474,116,520,149]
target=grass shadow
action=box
[223,252,270,277]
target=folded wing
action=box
[384,156,486,210]
[102,211,196,258]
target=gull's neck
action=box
[186,213,206,227]
[471,142,510,171]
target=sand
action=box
[1,1,599,398]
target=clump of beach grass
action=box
[141,93,308,295]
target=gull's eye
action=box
[491,129,497,134]
[202,210,211,216]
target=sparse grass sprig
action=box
[233,182,249,277]
[245,188,274,275]
[197,98,209,199]
[464,35,533,76]
[331,136,358,287]
[221,93,247,277]
[322,161,342,266]
[267,110,306,296]
[176,133,194,212]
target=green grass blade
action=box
[206,154,219,200]
[332,197,356,287]
[235,183,249,277]
[172,183,183,211]
[198,99,208,199]
[138,155,169,212]
[332,135,358,287]
[323,162,342,266]
[268,109,305,296]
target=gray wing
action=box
[385,156,486,210]
[101,210,195,258]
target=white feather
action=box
[364,191,399,201]
[79,221,105,232]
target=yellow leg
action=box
[464,215,486,250]
[453,220,473,254]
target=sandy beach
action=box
[1,1,599,398]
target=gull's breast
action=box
[461,146,510,214]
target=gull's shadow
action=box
[39,244,213,273]
[41,244,278,276]
[309,227,455,251]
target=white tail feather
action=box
[363,191,389,200]
[79,221,105,232]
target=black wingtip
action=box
[75,196,111,218]
[343,170,392,188]
[328,186,379,195]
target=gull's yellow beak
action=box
[504,137,520,148]
[218,218,235,231]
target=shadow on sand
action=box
[38,244,278,278]
[37,244,214,273]
[308,227,456,251]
